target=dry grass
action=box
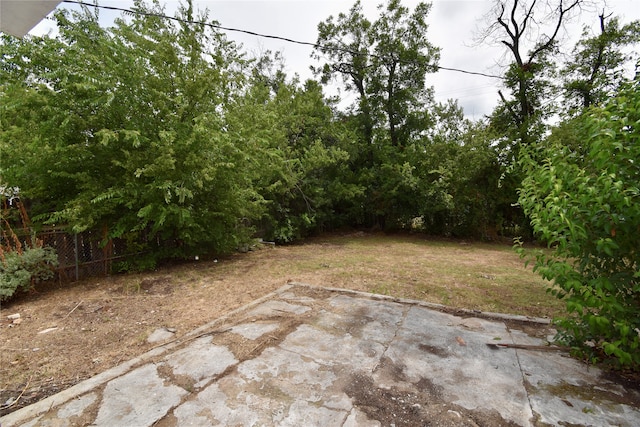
[248,233,562,318]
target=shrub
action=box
[517,78,640,369]
[0,244,58,300]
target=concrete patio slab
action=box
[2,283,638,427]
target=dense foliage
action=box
[1,0,512,264]
[2,1,258,259]
[518,77,640,368]
[0,245,58,301]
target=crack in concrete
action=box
[507,324,536,426]
[373,304,410,375]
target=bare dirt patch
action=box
[1,233,559,416]
[344,370,520,427]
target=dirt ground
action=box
[0,233,561,417]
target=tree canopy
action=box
[2,0,637,246]
[2,1,257,258]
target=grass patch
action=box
[255,234,563,318]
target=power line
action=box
[437,66,501,79]
[61,0,504,80]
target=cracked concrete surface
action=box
[2,283,639,427]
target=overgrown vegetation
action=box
[0,0,514,258]
[1,200,58,300]
[518,77,640,369]
[0,245,58,300]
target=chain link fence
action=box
[35,227,167,283]
[2,198,158,283]
[37,227,113,282]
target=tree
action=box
[229,53,361,242]
[561,13,640,115]
[518,76,640,369]
[367,0,439,148]
[312,0,440,229]
[481,0,586,147]
[313,0,375,147]
[1,1,258,260]
[313,0,439,149]
[411,103,507,238]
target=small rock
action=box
[12,318,22,325]
[147,327,176,343]
[459,318,485,331]
[7,313,20,321]
[38,327,59,334]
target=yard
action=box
[1,232,561,415]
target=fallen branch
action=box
[63,301,83,319]
[486,343,569,352]
[147,327,232,353]
[0,375,32,410]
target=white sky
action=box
[30,0,640,119]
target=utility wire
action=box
[61,0,503,80]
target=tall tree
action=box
[312,0,440,229]
[368,0,439,148]
[312,1,375,147]
[481,0,586,147]
[313,0,440,149]
[561,13,640,115]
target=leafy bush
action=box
[0,245,58,301]
[518,78,640,369]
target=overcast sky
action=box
[31,0,640,119]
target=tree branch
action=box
[519,0,537,35]
[497,4,516,42]
[528,0,582,63]
[583,11,608,108]
[499,89,522,125]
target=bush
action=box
[517,78,640,369]
[0,245,58,300]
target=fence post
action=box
[102,225,112,275]
[74,233,79,281]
